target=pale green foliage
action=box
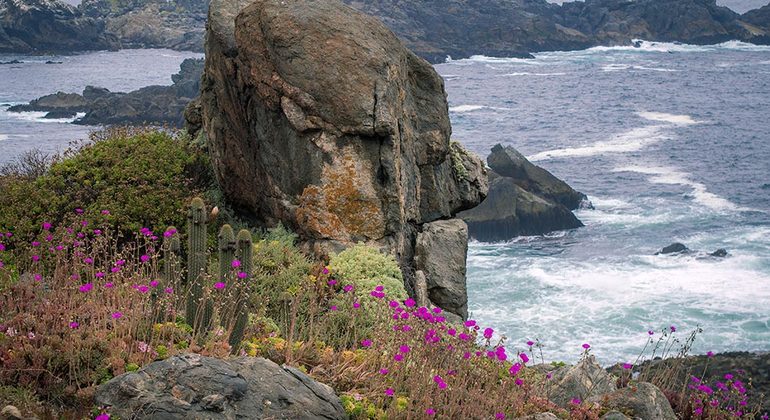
[329,244,406,300]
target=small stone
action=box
[1,405,23,420]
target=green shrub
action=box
[328,244,406,300]
[0,127,213,246]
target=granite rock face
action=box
[95,353,346,419]
[548,356,618,408]
[200,0,487,301]
[0,0,119,53]
[459,144,585,242]
[601,382,677,420]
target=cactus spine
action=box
[186,198,208,330]
[229,228,253,352]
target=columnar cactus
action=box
[162,226,181,288]
[229,228,253,352]
[218,224,236,283]
[185,198,208,329]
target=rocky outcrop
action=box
[8,58,202,127]
[459,145,585,242]
[488,144,586,210]
[656,242,690,255]
[600,382,677,420]
[199,0,487,304]
[0,0,119,53]
[95,353,346,419]
[415,219,469,320]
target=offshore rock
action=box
[459,144,585,242]
[95,353,346,419]
[200,0,487,300]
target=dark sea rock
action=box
[0,59,22,64]
[95,353,346,420]
[7,58,203,127]
[0,0,119,53]
[487,144,586,210]
[459,144,585,242]
[199,0,487,313]
[656,242,689,255]
[710,248,729,257]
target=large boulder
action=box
[600,382,676,420]
[487,144,586,210]
[200,0,487,298]
[459,172,584,242]
[95,353,346,419]
[414,219,469,320]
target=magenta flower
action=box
[509,363,521,376]
[343,284,353,293]
[399,345,411,354]
[237,271,248,279]
[95,414,110,420]
[515,378,523,386]
[0,243,5,251]
[385,388,394,397]
[375,285,384,292]
[495,413,505,419]
[404,297,416,307]
[526,340,534,347]
[483,328,494,339]
[582,343,591,349]
[115,259,125,266]
[110,267,120,273]
[101,210,110,215]
[389,300,399,308]
[111,312,123,319]
[670,325,676,332]
[458,332,470,341]
[31,241,40,247]
[329,305,338,311]
[571,398,582,405]
[45,234,53,242]
[140,254,150,263]
[394,354,404,362]
[379,368,388,375]
[31,255,40,262]
[163,228,177,237]
[79,283,93,293]
[34,274,42,282]
[648,330,654,335]
[95,272,105,278]
[707,351,715,357]
[42,222,52,230]
[231,259,241,268]
[622,363,633,370]
[74,208,84,214]
[425,408,436,416]
[520,353,529,363]
[69,321,79,329]
[164,287,173,294]
[327,279,337,286]
[84,257,94,264]
[464,319,476,328]
[402,325,412,332]
[432,307,442,314]
[104,282,114,289]
[137,285,149,293]
[353,301,361,309]
[214,282,226,290]
[360,339,372,348]
[150,280,159,287]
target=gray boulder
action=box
[199,0,487,308]
[514,414,559,420]
[95,353,346,420]
[601,412,631,420]
[601,382,676,420]
[415,219,469,320]
[459,171,584,242]
[656,242,689,255]
[548,356,618,408]
[487,144,586,210]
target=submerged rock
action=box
[656,242,689,255]
[710,248,728,257]
[95,354,346,419]
[199,0,487,311]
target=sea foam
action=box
[527,125,668,161]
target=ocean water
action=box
[1,42,768,365]
[437,40,770,364]
[0,49,202,161]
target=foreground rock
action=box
[548,356,618,408]
[459,144,585,242]
[601,382,676,420]
[0,0,118,53]
[8,58,202,127]
[199,0,487,318]
[415,219,469,320]
[95,354,346,419]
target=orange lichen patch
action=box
[296,149,386,240]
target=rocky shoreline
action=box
[2,0,770,61]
